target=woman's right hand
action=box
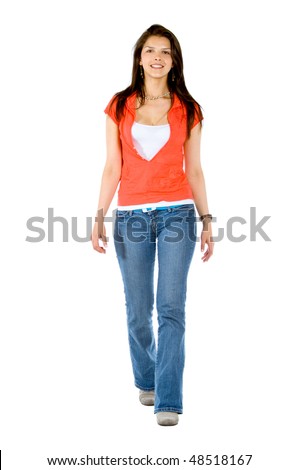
[91,221,108,254]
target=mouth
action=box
[150,64,164,69]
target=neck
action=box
[144,77,169,98]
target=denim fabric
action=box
[113,204,197,414]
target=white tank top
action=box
[131,122,170,160]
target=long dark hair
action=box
[109,24,204,137]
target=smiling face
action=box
[139,35,173,80]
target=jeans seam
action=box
[135,383,155,392]
[154,407,183,414]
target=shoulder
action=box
[104,94,123,125]
[104,91,136,124]
[104,93,118,112]
[104,93,117,116]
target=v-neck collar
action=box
[122,92,184,163]
[125,92,182,163]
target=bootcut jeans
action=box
[113,204,197,414]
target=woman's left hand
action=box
[200,225,214,262]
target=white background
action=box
[0,0,297,469]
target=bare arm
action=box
[184,123,214,261]
[91,116,122,253]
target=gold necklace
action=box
[145,91,171,101]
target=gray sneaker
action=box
[156,412,179,426]
[139,390,155,406]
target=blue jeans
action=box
[113,204,197,414]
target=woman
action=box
[91,24,214,426]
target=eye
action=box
[145,49,153,53]
[163,51,171,55]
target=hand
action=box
[91,222,108,254]
[200,224,214,262]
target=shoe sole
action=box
[140,399,154,406]
[156,412,179,426]
[139,391,155,406]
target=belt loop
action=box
[129,210,133,216]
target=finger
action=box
[201,245,213,262]
[201,241,212,259]
[208,240,214,255]
[94,245,106,254]
[100,236,108,249]
[101,232,109,247]
[200,234,206,252]
[92,238,106,254]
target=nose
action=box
[154,53,162,61]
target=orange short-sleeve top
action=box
[104,92,203,206]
